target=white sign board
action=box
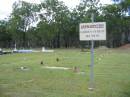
[80,22,106,40]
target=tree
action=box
[1,0,130,49]
[8,1,40,48]
[0,20,11,48]
[37,0,72,48]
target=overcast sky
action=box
[0,0,112,20]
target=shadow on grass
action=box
[123,90,130,97]
[124,92,130,97]
[0,87,11,97]
[122,84,130,97]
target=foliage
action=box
[0,0,130,48]
[0,20,11,47]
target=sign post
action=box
[90,13,94,90]
[79,20,106,90]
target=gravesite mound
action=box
[119,43,130,49]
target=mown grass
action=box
[0,48,130,97]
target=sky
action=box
[0,0,112,20]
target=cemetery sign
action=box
[80,22,106,41]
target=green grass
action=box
[0,48,130,97]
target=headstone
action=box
[42,47,45,52]
[0,48,2,55]
[42,47,54,52]
[13,48,17,52]
[13,43,17,52]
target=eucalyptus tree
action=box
[71,0,101,48]
[98,0,130,47]
[100,3,124,47]
[119,0,130,43]
[0,20,11,47]
[37,0,71,48]
[8,1,40,48]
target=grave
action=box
[42,47,54,52]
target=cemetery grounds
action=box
[0,48,130,97]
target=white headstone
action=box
[42,47,45,52]
[13,48,17,51]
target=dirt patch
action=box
[42,66,85,75]
[119,44,130,49]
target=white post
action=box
[14,43,17,51]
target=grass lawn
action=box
[0,48,130,97]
